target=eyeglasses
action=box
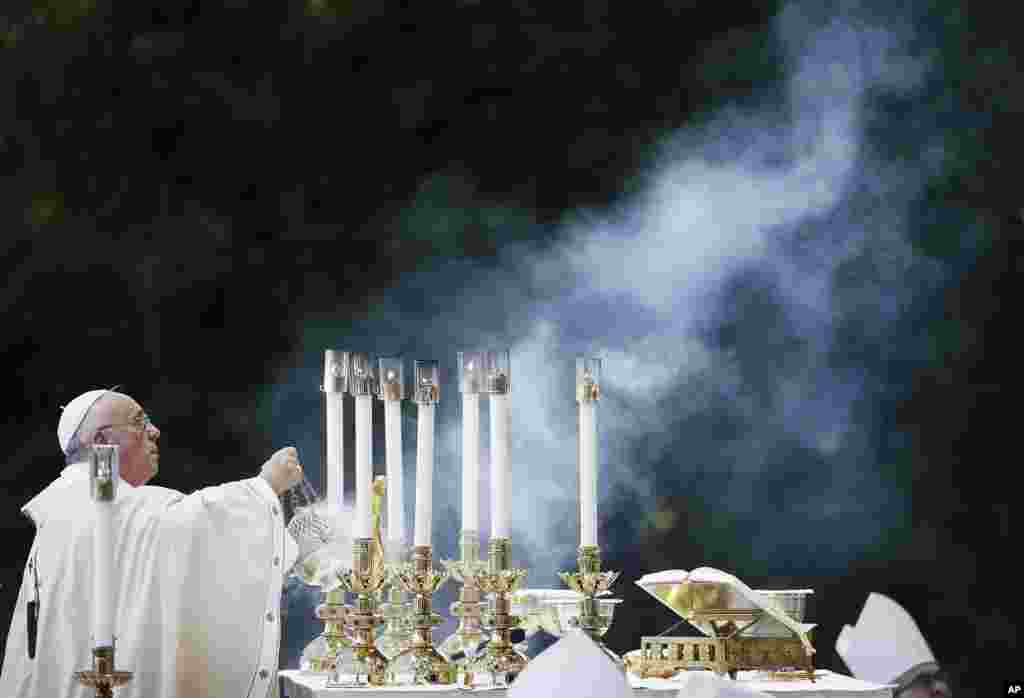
[95,413,155,434]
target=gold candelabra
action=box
[74,644,133,698]
[378,564,413,660]
[328,538,388,687]
[440,530,488,666]
[374,477,413,661]
[309,590,350,672]
[379,539,414,659]
[468,537,528,686]
[386,545,455,684]
[559,545,622,666]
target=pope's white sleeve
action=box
[156,476,286,698]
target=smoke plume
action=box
[273,0,947,647]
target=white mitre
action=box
[508,632,631,698]
[57,388,111,454]
[674,670,773,698]
[835,592,938,687]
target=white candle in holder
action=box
[489,393,510,538]
[413,360,440,547]
[379,357,405,545]
[89,444,119,648]
[324,350,348,514]
[577,357,601,548]
[355,394,373,540]
[461,393,480,532]
[385,401,404,543]
[458,351,483,533]
[486,350,511,539]
[579,401,598,547]
[350,352,374,540]
[326,394,343,509]
[414,403,435,547]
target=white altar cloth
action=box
[280,670,892,698]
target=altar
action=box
[52,352,942,698]
[280,669,893,698]
[279,352,923,698]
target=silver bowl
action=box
[548,597,622,638]
[754,589,813,623]
[511,589,622,638]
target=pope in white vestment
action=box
[0,389,303,698]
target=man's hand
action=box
[261,446,303,496]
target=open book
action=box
[635,566,815,656]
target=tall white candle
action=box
[324,350,348,514]
[461,392,480,532]
[93,499,114,647]
[385,399,404,544]
[90,445,118,648]
[326,392,344,513]
[489,392,511,539]
[579,400,598,547]
[354,394,373,540]
[414,403,435,546]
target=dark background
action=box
[1,1,1019,695]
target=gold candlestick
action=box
[468,537,528,686]
[303,589,351,673]
[76,447,132,697]
[75,644,133,698]
[378,577,412,660]
[386,545,455,684]
[379,541,413,661]
[440,530,488,665]
[559,545,622,666]
[328,538,388,687]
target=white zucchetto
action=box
[57,389,110,454]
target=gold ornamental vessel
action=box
[629,573,816,681]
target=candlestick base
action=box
[439,531,489,665]
[559,545,623,670]
[473,641,529,685]
[387,644,457,685]
[386,545,455,685]
[74,644,133,698]
[472,582,529,687]
[329,643,389,688]
[301,589,352,673]
[467,537,529,687]
[327,539,388,687]
[378,572,413,660]
[437,582,487,662]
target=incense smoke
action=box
[273,1,949,651]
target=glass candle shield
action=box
[349,352,375,396]
[458,351,484,395]
[378,357,405,402]
[414,360,440,404]
[483,350,510,394]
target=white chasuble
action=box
[0,463,288,698]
